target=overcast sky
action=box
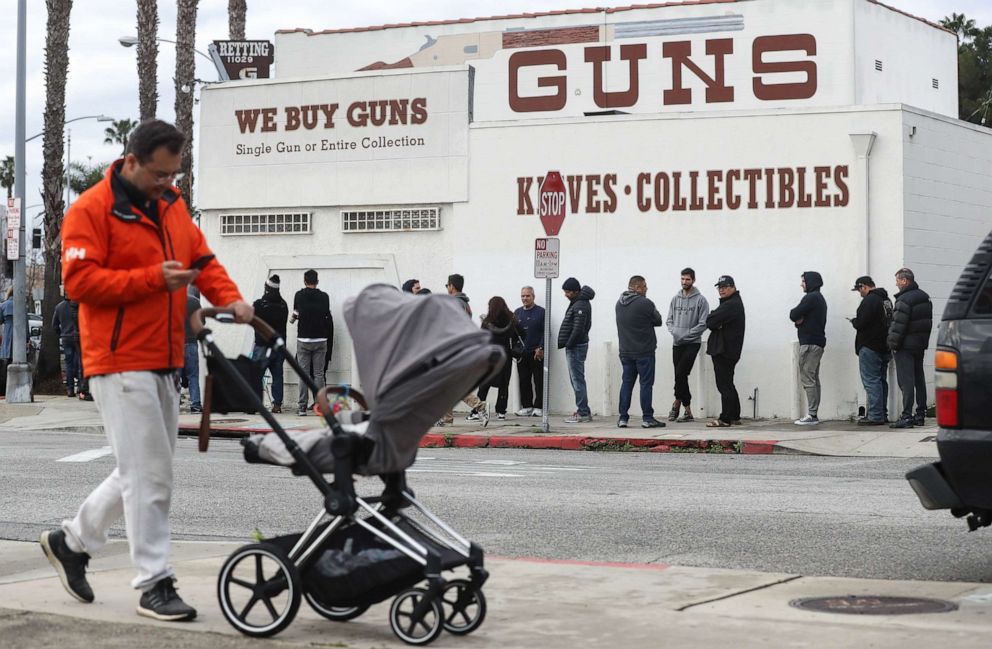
[1,0,990,218]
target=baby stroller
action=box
[191,284,506,645]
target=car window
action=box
[972,272,992,316]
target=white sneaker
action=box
[465,412,481,421]
[497,413,506,420]
[532,409,543,417]
[794,415,820,425]
[515,407,534,417]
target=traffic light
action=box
[32,228,41,250]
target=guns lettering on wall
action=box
[357,15,746,70]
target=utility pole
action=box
[8,0,33,402]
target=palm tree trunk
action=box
[137,0,159,121]
[39,0,73,389]
[175,0,198,204]
[229,0,246,40]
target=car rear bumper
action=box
[936,428,992,510]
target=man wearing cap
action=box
[558,277,596,423]
[705,276,745,427]
[252,274,289,413]
[850,276,893,425]
[788,272,827,425]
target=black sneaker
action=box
[890,417,915,429]
[137,577,197,622]
[914,415,926,427]
[642,418,666,429]
[40,529,94,603]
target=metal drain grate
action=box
[790,596,957,615]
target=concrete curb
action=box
[175,425,785,454]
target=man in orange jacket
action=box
[40,120,253,622]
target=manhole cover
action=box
[790,596,957,615]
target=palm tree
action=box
[0,156,13,199]
[137,0,159,120]
[103,118,137,155]
[67,160,110,196]
[941,13,980,42]
[38,0,73,388]
[229,0,246,40]
[175,0,199,203]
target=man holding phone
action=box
[41,120,253,622]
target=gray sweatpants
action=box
[297,340,327,411]
[63,371,179,591]
[798,344,824,417]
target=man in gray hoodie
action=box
[665,268,710,422]
[615,275,665,428]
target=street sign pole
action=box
[542,276,551,433]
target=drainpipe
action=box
[849,132,877,417]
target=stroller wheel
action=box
[217,543,301,638]
[440,578,487,635]
[304,588,370,622]
[389,587,444,646]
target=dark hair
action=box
[417,287,432,295]
[126,119,185,163]
[681,267,695,280]
[895,267,915,282]
[628,275,646,288]
[304,269,318,285]
[447,273,464,292]
[482,296,514,328]
[401,279,419,293]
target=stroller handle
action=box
[315,385,369,416]
[190,307,278,343]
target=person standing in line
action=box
[40,119,252,621]
[615,275,665,429]
[53,292,82,397]
[705,276,745,427]
[292,269,332,417]
[252,274,289,413]
[887,268,933,428]
[472,296,519,421]
[401,279,421,294]
[182,287,202,414]
[558,277,596,423]
[665,267,710,422]
[514,286,545,417]
[789,271,827,425]
[850,276,893,425]
[439,273,488,426]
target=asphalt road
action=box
[1,428,989,583]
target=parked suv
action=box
[907,230,992,531]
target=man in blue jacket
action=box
[616,275,665,428]
[789,271,827,425]
[514,286,545,417]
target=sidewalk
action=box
[1,539,989,648]
[0,395,939,458]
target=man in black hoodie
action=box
[788,271,827,425]
[850,276,893,425]
[558,277,595,423]
[887,268,933,428]
[252,274,289,413]
[615,276,665,429]
[292,269,334,416]
[705,276,745,427]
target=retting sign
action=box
[210,40,274,80]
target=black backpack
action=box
[881,297,894,330]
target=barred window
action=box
[341,207,441,233]
[220,212,311,236]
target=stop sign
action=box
[538,171,566,236]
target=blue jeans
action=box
[182,342,201,408]
[565,343,590,416]
[252,344,285,406]
[618,355,656,422]
[858,347,890,422]
[63,339,81,392]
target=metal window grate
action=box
[220,212,312,235]
[874,60,883,71]
[932,78,939,89]
[341,207,441,233]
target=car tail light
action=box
[935,348,960,428]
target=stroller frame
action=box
[192,308,489,645]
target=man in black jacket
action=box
[850,276,892,425]
[53,293,81,397]
[788,271,827,425]
[292,269,334,416]
[705,276,745,427]
[558,277,595,423]
[615,276,665,429]
[887,268,933,428]
[252,274,289,413]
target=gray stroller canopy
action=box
[344,284,505,475]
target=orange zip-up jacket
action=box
[61,161,243,378]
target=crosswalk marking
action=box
[57,446,113,463]
[407,456,597,479]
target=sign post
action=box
[536,170,566,433]
[6,198,21,262]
